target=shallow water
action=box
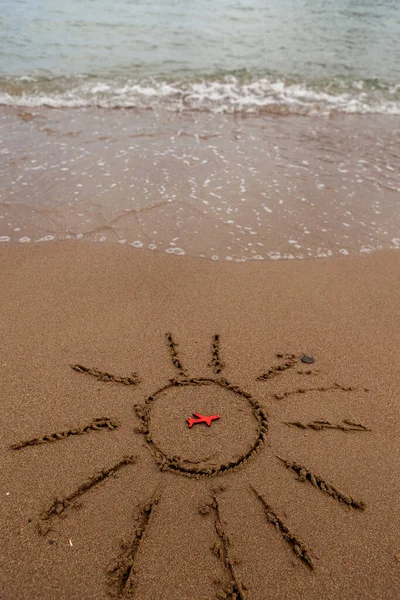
[1,0,400,114]
[1,107,399,260]
[1,2,399,260]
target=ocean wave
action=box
[0,75,399,115]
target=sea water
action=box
[1,0,400,114]
[0,0,399,260]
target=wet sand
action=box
[1,106,400,260]
[1,243,399,599]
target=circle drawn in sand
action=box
[134,377,268,476]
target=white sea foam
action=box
[166,247,185,255]
[35,235,55,242]
[1,76,399,115]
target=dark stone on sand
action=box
[301,355,315,364]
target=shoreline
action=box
[2,235,400,262]
[1,106,400,261]
[1,243,399,599]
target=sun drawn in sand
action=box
[11,334,371,599]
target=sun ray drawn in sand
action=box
[11,334,371,598]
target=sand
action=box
[0,243,399,599]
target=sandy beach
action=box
[1,242,399,599]
[2,1,400,597]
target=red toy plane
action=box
[187,413,220,428]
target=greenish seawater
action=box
[0,0,399,113]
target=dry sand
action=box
[0,243,399,599]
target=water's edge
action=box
[1,106,399,262]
